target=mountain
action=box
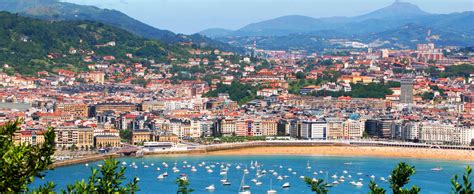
[353,1,429,21]
[0,12,191,75]
[0,0,241,52]
[201,1,474,50]
[236,15,326,36]
[199,28,234,38]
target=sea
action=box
[31,155,474,193]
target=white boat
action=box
[239,173,251,193]
[220,171,227,175]
[243,169,249,174]
[191,167,197,172]
[431,167,443,171]
[162,172,168,177]
[236,165,241,170]
[299,176,305,179]
[313,172,318,175]
[306,161,311,170]
[355,181,363,187]
[283,175,289,178]
[205,184,215,191]
[380,177,386,181]
[272,172,278,176]
[222,180,231,186]
[157,174,165,179]
[281,182,290,188]
[267,179,277,194]
[319,170,324,173]
[144,165,149,168]
[287,168,292,172]
[151,163,154,166]
[343,170,348,174]
[122,162,127,165]
[207,169,213,173]
[292,172,296,175]
[370,175,375,179]
[279,165,283,169]
[85,163,89,167]
[339,176,345,179]
[172,166,178,171]
[277,176,283,180]
[331,174,338,179]
[344,162,353,165]
[156,167,161,171]
[357,172,363,175]
[331,180,339,185]
[251,179,258,183]
[255,181,262,186]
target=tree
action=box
[0,120,56,192]
[369,162,421,194]
[451,166,472,194]
[119,129,132,142]
[304,177,329,194]
[176,178,194,194]
[64,158,139,193]
[296,71,306,79]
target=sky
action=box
[62,0,474,34]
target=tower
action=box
[400,78,414,104]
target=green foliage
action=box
[440,64,474,78]
[369,162,420,194]
[176,178,194,194]
[0,12,190,75]
[369,180,386,194]
[304,177,329,194]
[131,78,149,87]
[421,92,435,101]
[119,129,132,142]
[64,158,139,193]
[451,166,473,194]
[0,120,56,192]
[204,81,258,104]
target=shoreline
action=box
[52,144,474,168]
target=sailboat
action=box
[431,166,443,171]
[267,179,277,194]
[221,172,231,186]
[306,161,311,170]
[239,173,251,194]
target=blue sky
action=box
[62,0,474,34]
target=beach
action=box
[204,146,474,161]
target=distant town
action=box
[2,39,474,161]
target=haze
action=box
[62,0,474,34]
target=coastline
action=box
[52,144,474,168]
[203,146,474,162]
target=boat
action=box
[272,172,278,176]
[287,168,292,172]
[348,175,352,178]
[343,170,348,174]
[380,177,386,181]
[157,174,165,179]
[331,174,338,179]
[162,172,168,177]
[205,184,215,191]
[191,166,197,172]
[354,182,363,187]
[85,163,89,167]
[306,161,311,170]
[370,175,375,179]
[255,181,262,186]
[239,173,251,192]
[277,176,283,180]
[313,172,318,175]
[291,172,296,175]
[344,162,353,165]
[156,167,161,171]
[122,162,127,165]
[299,176,305,179]
[236,165,241,170]
[207,169,213,173]
[267,179,277,194]
[331,180,339,185]
[220,171,227,175]
[251,179,258,183]
[319,170,324,173]
[431,167,443,171]
[357,172,363,175]
[144,165,149,168]
[281,182,290,188]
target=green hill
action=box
[0,0,242,53]
[0,12,190,75]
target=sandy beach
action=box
[205,146,474,161]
